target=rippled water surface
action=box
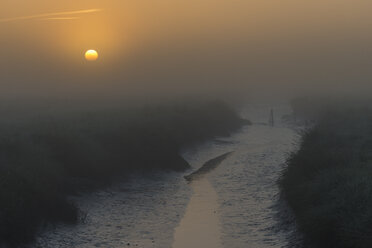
[36,104,303,248]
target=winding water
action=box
[35,104,303,248]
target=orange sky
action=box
[1,0,372,99]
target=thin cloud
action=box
[42,17,80,21]
[0,9,102,23]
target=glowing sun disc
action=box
[85,50,98,61]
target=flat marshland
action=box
[0,100,249,247]
[280,107,372,248]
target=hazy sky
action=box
[1,0,372,101]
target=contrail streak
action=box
[42,17,80,21]
[0,9,102,23]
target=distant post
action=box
[269,108,274,126]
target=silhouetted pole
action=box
[269,108,274,126]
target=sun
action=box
[85,50,98,61]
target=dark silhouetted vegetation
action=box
[280,107,372,248]
[0,100,249,247]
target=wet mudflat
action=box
[36,104,303,248]
[172,178,223,248]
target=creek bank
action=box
[280,107,372,247]
[0,101,249,247]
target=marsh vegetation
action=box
[280,106,372,247]
[0,100,248,247]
